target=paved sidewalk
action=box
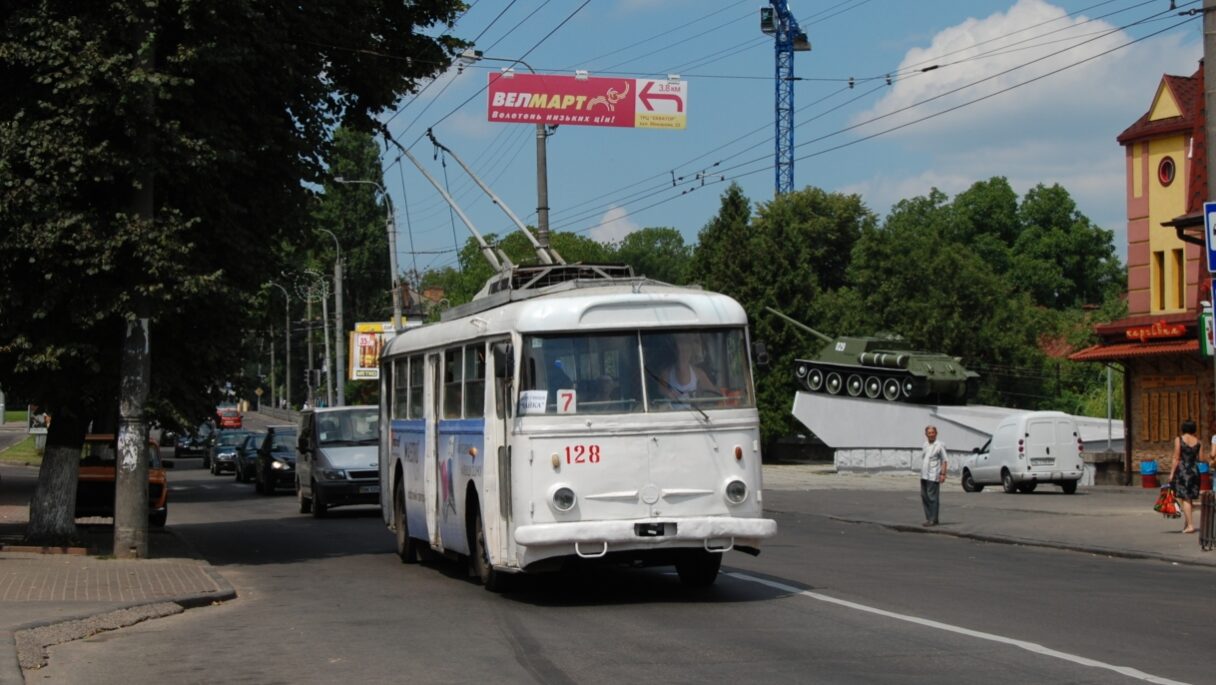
[0,463,236,684]
[763,463,1216,568]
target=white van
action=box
[296,406,381,517]
[960,411,1084,494]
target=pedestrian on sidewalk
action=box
[1171,419,1201,534]
[920,425,947,527]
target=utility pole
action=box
[760,1,810,195]
[269,324,276,410]
[306,295,314,407]
[269,282,291,409]
[115,26,154,559]
[456,50,555,248]
[319,228,345,406]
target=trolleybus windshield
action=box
[519,328,754,415]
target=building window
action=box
[1153,250,1165,311]
[1172,248,1185,309]
[1158,156,1176,186]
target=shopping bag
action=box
[1154,486,1181,518]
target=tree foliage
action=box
[0,1,465,544]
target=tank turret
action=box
[767,308,979,404]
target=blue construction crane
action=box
[761,2,811,195]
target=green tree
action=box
[690,183,751,297]
[610,227,691,284]
[1011,183,1124,309]
[315,128,395,324]
[0,1,465,545]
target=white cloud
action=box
[590,206,640,244]
[441,109,497,140]
[835,0,1201,263]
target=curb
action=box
[825,514,1215,569]
[0,537,238,682]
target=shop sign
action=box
[1125,320,1186,342]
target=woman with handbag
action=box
[1170,419,1202,533]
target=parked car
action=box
[76,434,169,527]
[296,406,381,517]
[209,429,250,476]
[960,411,1084,495]
[217,407,243,429]
[255,425,298,494]
[234,431,265,483]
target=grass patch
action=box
[0,436,42,467]
[4,409,26,424]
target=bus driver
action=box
[658,333,715,406]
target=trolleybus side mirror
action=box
[752,341,770,368]
[493,343,515,379]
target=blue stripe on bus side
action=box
[438,418,486,436]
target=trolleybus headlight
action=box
[725,479,748,504]
[552,486,576,511]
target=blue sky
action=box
[376,0,1203,276]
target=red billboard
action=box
[487,72,686,130]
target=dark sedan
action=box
[255,426,297,494]
[234,431,265,483]
[209,429,250,475]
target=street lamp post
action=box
[334,177,402,332]
[458,50,553,248]
[268,281,291,409]
[318,228,345,407]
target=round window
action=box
[1158,156,1176,186]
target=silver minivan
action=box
[296,406,381,517]
[961,411,1084,494]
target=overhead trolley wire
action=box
[552,10,1196,240]
[544,0,1189,232]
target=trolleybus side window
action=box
[465,344,486,419]
[392,359,409,419]
[408,354,424,419]
[443,347,462,419]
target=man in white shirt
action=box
[920,425,947,527]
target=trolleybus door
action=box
[425,353,442,548]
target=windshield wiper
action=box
[644,366,709,422]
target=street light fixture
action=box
[267,281,291,409]
[456,49,554,249]
[334,176,402,332]
[317,228,345,407]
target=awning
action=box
[1069,339,1198,362]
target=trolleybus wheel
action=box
[394,479,420,563]
[469,501,507,592]
[675,550,722,588]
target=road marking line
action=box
[727,572,1187,685]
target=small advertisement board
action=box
[349,322,395,381]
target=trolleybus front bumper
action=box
[514,516,777,552]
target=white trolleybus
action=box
[378,263,776,590]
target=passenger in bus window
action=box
[548,358,573,409]
[658,333,715,405]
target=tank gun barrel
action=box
[765,307,833,344]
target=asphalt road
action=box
[26,425,1212,684]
